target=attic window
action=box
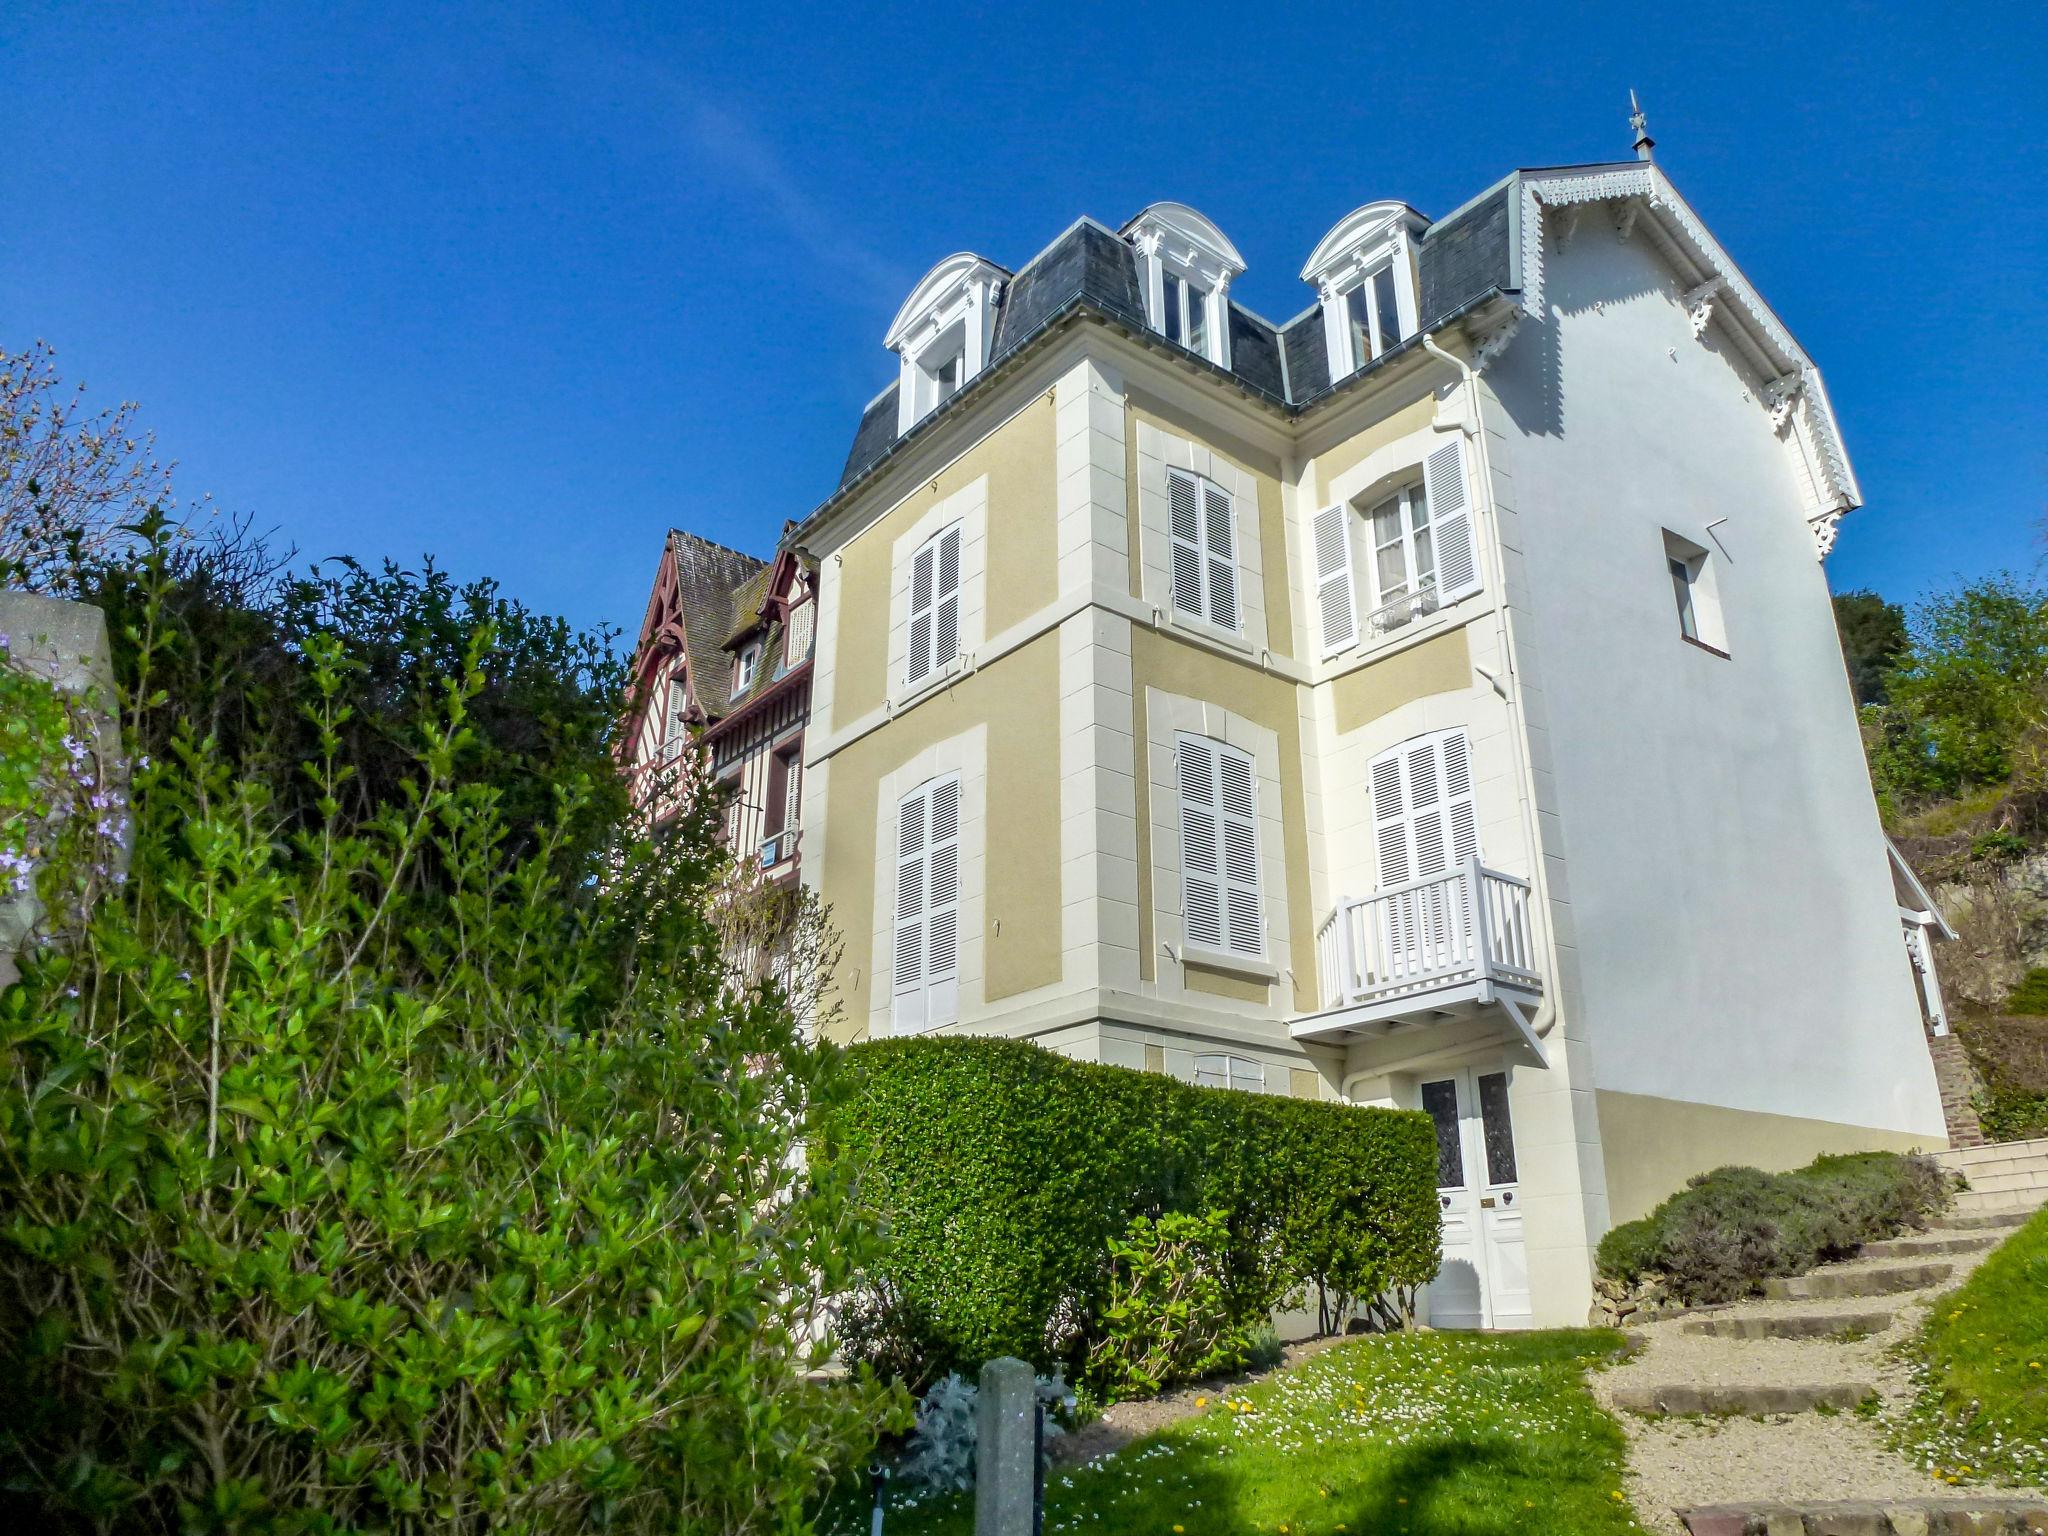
[733,641,761,694]
[886,254,1007,436]
[1123,203,1245,369]
[1302,202,1424,382]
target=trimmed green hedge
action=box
[829,1037,1439,1384]
[1596,1151,1953,1305]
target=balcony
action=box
[1293,860,1545,1061]
[1365,578,1438,639]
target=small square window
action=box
[733,642,761,693]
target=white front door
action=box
[1419,1066,1531,1330]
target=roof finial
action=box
[1629,89,1656,161]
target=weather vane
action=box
[1630,89,1656,161]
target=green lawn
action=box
[1895,1206,2048,1487]
[834,1330,1646,1536]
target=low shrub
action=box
[896,1371,1072,1495]
[830,1036,1439,1388]
[2006,969,2048,1017]
[1594,1151,1954,1305]
[1087,1211,1253,1401]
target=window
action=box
[1669,557,1699,641]
[733,642,761,694]
[933,349,962,405]
[1194,1053,1265,1093]
[1161,271,1210,355]
[660,676,690,759]
[1369,729,1478,890]
[1178,734,1262,959]
[1662,529,1726,654]
[782,595,815,674]
[887,254,1006,436]
[1167,468,1239,632]
[892,775,960,1032]
[1363,441,1480,633]
[1342,264,1403,371]
[906,523,962,685]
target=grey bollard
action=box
[973,1356,1037,1536]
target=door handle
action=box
[1480,1196,1497,1208]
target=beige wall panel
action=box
[1329,628,1472,735]
[819,630,1063,1040]
[1123,400,1293,660]
[832,396,1059,725]
[1596,1089,1948,1226]
[1185,962,1271,1005]
[1311,392,1437,502]
[1129,626,1317,1011]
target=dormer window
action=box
[886,254,1008,436]
[1302,201,1427,382]
[1122,202,1245,369]
[733,641,761,694]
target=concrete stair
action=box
[1943,1210,2036,1231]
[1763,1261,1954,1301]
[1859,1232,2001,1259]
[1680,1498,2048,1534]
[1610,1381,1877,1417]
[1683,1310,1894,1341]
[1936,1137,2048,1219]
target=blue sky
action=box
[4,1,2042,644]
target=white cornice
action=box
[884,253,1009,353]
[1299,201,1429,287]
[1120,201,1247,281]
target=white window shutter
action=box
[1217,747,1262,957]
[892,790,928,1031]
[1371,751,1409,887]
[1168,469,1203,618]
[893,776,961,1031]
[934,526,961,668]
[1424,441,1481,602]
[1202,482,1238,631]
[1177,737,1224,950]
[1311,504,1356,655]
[907,544,935,684]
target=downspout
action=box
[1418,328,1560,1051]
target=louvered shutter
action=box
[1168,469,1203,619]
[907,543,935,684]
[1177,737,1223,950]
[1312,504,1357,655]
[1203,481,1238,631]
[892,776,961,1031]
[1369,730,1480,969]
[892,790,927,1030]
[1217,746,1263,956]
[934,526,961,669]
[1424,441,1480,602]
[1371,752,1409,887]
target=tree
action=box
[1,341,180,591]
[1833,589,1909,706]
[0,525,901,1532]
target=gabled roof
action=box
[629,528,766,722]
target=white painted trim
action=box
[887,253,1008,435]
[869,726,988,1039]
[1134,420,1269,655]
[1123,203,1244,369]
[886,477,987,713]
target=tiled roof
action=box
[832,182,1523,493]
[669,529,766,719]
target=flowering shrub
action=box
[0,624,127,957]
[833,1036,1439,1388]
[0,557,902,1530]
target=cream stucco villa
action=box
[625,145,1951,1330]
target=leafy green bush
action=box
[2006,969,2048,1017]
[830,1036,1438,1388]
[0,554,899,1530]
[1977,1085,2048,1143]
[1087,1211,1253,1401]
[1594,1152,1954,1305]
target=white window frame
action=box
[1303,204,1422,384]
[905,522,963,687]
[1339,263,1407,373]
[1193,1053,1265,1093]
[1364,482,1436,616]
[1167,467,1240,634]
[892,774,961,1032]
[885,255,1007,435]
[1177,732,1263,961]
[733,641,761,694]
[1663,528,1727,654]
[1125,204,1243,369]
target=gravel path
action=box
[1594,1224,2043,1533]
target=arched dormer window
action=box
[1301,202,1428,382]
[1122,203,1245,369]
[886,254,1009,436]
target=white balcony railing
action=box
[1316,859,1541,1012]
[1365,578,1438,638]
[759,827,802,870]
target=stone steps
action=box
[1682,1310,1894,1341]
[1610,1381,1877,1418]
[1952,1186,2048,1219]
[1859,1232,2000,1259]
[1763,1262,1953,1301]
[1941,1209,2035,1231]
[1681,1499,2048,1534]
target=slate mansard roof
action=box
[837,183,1519,491]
